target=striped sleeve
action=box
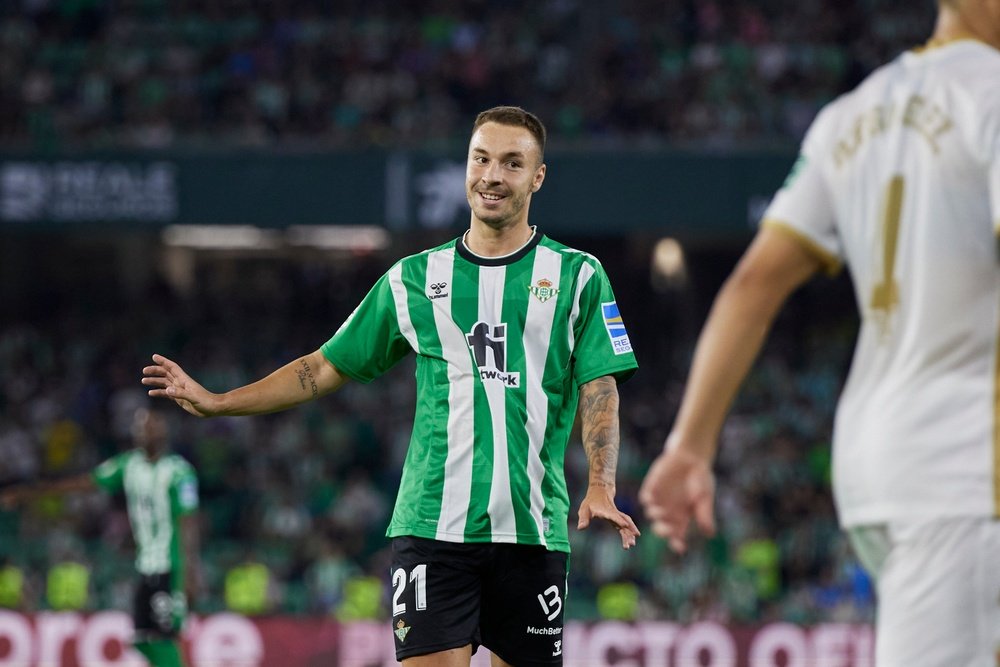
[570,258,638,385]
[321,262,413,383]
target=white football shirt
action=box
[763,40,1000,527]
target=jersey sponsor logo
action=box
[427,282,449,299]
[528,278,560,303]
[394,618,411,643]
[525,625,562,635]
[466,321,520,387]
[601,302,633,355]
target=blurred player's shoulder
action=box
[803,40,1000,162]
[903,40,1000,108]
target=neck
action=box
[464,220,535,257]
[930,1,1000,50]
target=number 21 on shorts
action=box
[392,564,427,616]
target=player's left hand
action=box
[577,484,640,549]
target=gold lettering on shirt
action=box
[833,95,953,168]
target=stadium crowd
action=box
[0,0,932,150]
[0,249,871,624]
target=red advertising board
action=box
[0,611,873,667]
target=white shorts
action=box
[848,517,1000,667]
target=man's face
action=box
[465,122,546,230]
[132,408,168,457]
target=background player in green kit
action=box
[0,405,200,667]
[142,105,640,667]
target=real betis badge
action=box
[395,619,411,643]
[529,278,560,303]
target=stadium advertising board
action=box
[0,151,792,235]
[0,162,177,223]
[0,612,872,667]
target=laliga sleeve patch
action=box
[601,302,633,355]
[178,480,199,510]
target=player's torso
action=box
[123,454,182,574]
[818,43,1000,523]
[388,237,594,551]
[402,240,583,389]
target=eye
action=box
[472,156,488,165]
[506,161,521,169]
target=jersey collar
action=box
[456,226,542,266]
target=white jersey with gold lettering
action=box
[763,40,1000,528]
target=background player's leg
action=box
[134,639,184,667]
[402,645,472,666]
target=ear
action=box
[532,163,547,193]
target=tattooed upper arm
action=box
[295,358,320,398]
[579,375,620,487]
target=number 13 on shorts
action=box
[537,585,562,621]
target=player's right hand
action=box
[638,441,716,554]
[142,354,221,417]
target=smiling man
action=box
[142,106,640,667]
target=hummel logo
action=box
[428,282,449,299]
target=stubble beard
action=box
[469,190,529,231]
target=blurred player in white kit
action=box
[641,1,1000,664]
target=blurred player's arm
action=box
[640,225,822,552]
[0,473,96,509]
[576,374,640,550]
[142,349,350,418]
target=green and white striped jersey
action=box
[93,451,198,585]
[321,231,637,552]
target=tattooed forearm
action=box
[295,358,319,398]
[579,375,620,489]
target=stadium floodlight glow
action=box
[285,225,390,251]
[651,237,688,289]
[161,225,282,249]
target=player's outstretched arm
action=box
[575,375,640,550]
[142,349,350,417]
[0,474,96,509]
[640,226,822,553]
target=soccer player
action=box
[640,1,1000,665]
[1,406,200,667]
[142,105,640,667]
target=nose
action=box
[481,161,502,184]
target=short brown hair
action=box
[472,106,547,161]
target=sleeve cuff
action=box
[762,218,843,277]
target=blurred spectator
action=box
[596,581,640,621]
[224,551,276,616]
[0,557,25,610]
[335,573,384,621]
[305,537,360,615]
[46,557,90,611]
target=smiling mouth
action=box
[479,192,505,201]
